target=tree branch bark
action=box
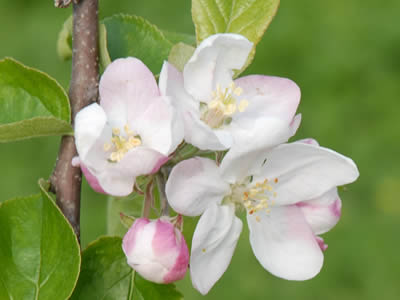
[51,0,99,241]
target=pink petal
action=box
[99,57,160,126]
[247,205,324,280]
[80,163,106,194]
[234,75,301,125]
[297,188,342,235]
[166,157,230,216]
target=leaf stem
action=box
[51,0,99,241]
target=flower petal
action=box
[191,203,242,295]
[297,188,342,235]
[183,111,231,150]
[247,205,323,280]
[183,34,253,101]
[99,57,160,127]
[166,157,230,216]
[220,118,293,183]
[134,96,183,155]
[159,61,198,112]
[91,147,168,196]
[75,103,108,161]
[233,75,300,124]
[255,142,359,206]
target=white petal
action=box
[255,142,359,206]
[92,147,168,196]
[233,75,300,124]
[183,111,230,151]
[183,34,253,101]
[99,57,160,126]
[191,203,242,295]
[297,188,342,235]
[248,205,323,280]
[159,61,198,112]
[166,157,230,216]
[75,103,107,161]
[220,118,293,183]
[134,96,183,155]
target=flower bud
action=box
[122,217,189,284]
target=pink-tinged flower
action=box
[74,57,183,196]
[159,33,300,153]
[122,217,189,284]
[166,140,359,294]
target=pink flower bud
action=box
[122,217,189,284]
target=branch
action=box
[51,0,99,241]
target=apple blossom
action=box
[165,140,359,294]
[159,33,301,154]
[122,217,189,284]
[74,57,183,196]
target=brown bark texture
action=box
[51,0,99,241]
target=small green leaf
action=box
[99,23,112,71]
[0,58,72,142]
[162,30,196,45]
[103,14,173,75]
[134,274,183,300]
[107,194,143,237]
[71,237,183,300]
[168,42,196,72]
[0,192,81,299]
[57,15,73,61]
[192,0,280,72]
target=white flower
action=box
[122,217,189,284]
[165,140,359,294]
[74,57,183,196]
[159,33,301,154]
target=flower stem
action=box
[142,179,154,218]
[156,171,169,216]
[50,0,99,242]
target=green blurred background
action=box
[1,0,399,299]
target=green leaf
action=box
[57,15,73,61]
[162,30,196,45]
[192,0,280,72]
[103,14,173,75]
[134,274,183,300]
[99,23,112,71]
[107,194,143,237]
[168,42,196,72]
[71,236,183,300]
[0,58,73,142]
[0,192,81,299]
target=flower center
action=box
[225,177,278,221]
[103,124,141,162]
[200,82,249,129]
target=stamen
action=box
[200,82,249,129]
[103,124,142,162]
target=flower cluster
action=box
[74,33,359,293]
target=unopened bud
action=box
[122,217,189,284]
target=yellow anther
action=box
[234,87,243,96]
[238,100,249,112]
[200,82,249,129]
[256,216,261,222]
[112,128,120,135]
[103,143,112,151]
[202,248,206,253]
[104,125,142,162]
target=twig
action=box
[51,0,99,241]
